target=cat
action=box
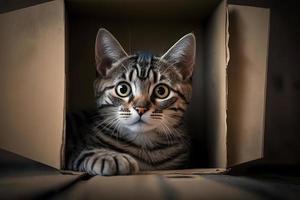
[66,28,196,176]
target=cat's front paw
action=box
[83,150,139,176]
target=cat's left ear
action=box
[95,28,128,77]
[161,33,196,80]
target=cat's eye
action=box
[115,82,131,97]
[153,84,170,99]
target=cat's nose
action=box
[133,106,149,116]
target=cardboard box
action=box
[0,0,273,172]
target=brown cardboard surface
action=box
[0,0,65,168]
[59,175,164,200]
[58,173,263,200]
[205,0,228,168]
[162,175,263,200]
[0,148,298,200]
[140,168,227,175]
[227,5,270,166]
[0,174,85,199]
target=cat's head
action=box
[94,28,195,137]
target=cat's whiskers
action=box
[160,113,186,146]
[103,118,119,133]
[158,121,174,146]
[96,114,119,134]
[161,115,189,147]
[110,119,121,140]
[95,115,115,128]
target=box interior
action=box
[0,0,271,170]
[65,0,224,169]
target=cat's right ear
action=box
[95,28,128,77]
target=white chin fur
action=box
[125,122,156,133]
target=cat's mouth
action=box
[125,117,155,132]
[131,118,148,125]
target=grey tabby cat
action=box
[67,28,196,175]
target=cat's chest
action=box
[93,130,186,160]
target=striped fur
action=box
[66,28,196,175]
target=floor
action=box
[0,149,300,200]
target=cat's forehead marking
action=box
[113,53,180,85]
[134,51,153,80]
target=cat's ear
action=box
[161,33,196,80]
[95,28,128,76]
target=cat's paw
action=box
[84,151,139,176]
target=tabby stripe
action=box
[96,125,181,151]
[159,75,166,81]
[95,132,186,166]
[96,85,115,98]
[144,66,153,80]
[170,88,189,104]
[113,157,119,174]
[95,134,128,154]
[97,127,141,149]
[149,149,187,166]
[138,64,146,78]
[167,107,185,113]
[153,70,158,83]
[121,73,126,79]
[73,150,98,170]
[147,84,151,95]
[101,159,105,174]
[108,95,124,106]
[83,153,98,172]
[90,155,101,172]
[158,97,178,109]
[122,156,133,173]
[128,94,134,103]
[153,152,188,170]
[97,104,116,109]
[129,70,134,82]
[97,122,186,149]
[133,65,153,80]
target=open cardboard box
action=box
[0,0,274,174]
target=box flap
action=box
[0,0,65,169]
[227,5,270,167]
[205,0,228,168]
